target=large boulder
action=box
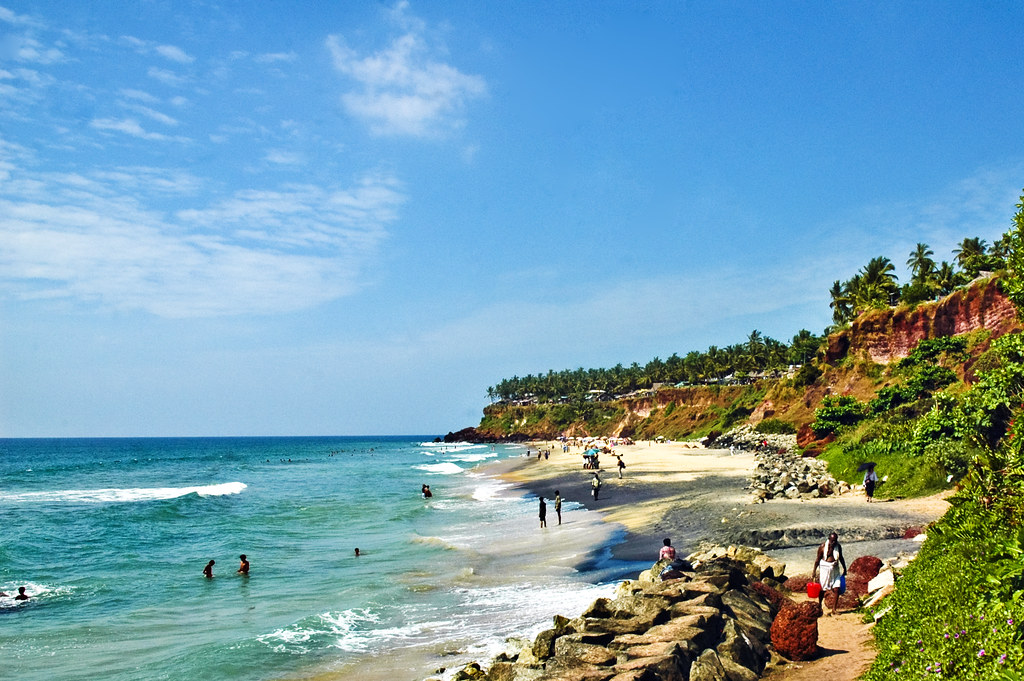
[715,619,769,681]
[770,601,821,661]
[688,649,729,681]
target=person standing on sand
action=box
[864,464,879,502]
[812,532,847,616]
[539,496,547,528]
[591,473,601,500]
[203,560,215,578]
[554,490,562,525]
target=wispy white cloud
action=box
[155,44,193,64]
[89,117,187,142]
[120,88,159,103]
[0,5,43,27]
[3,34,64,63]
[0,142,405,317]
[326,3,485,137]
[147,66,188,87]
[122,103,179,126]
[264,149,304,165]
[255,52,297,64]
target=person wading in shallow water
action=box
[539,496,547,528]
[554,490,562,525]
[203,560,215,578]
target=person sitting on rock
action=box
[659,538,676,561]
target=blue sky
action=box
[2,2,1023,437]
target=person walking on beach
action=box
[554,490,562,525]
[203,560,215,578]
[591,473,601,500]
[812,532,847,616]
[617,456,625,479]
[660,538,676,561]
[237,554,250,575]
[864,464,879,502]
[539,496,547,528]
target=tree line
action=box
[829,236,1006,325]
[487,329,823,403]
[489,234,1005,404]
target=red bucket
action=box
[806,582,822,599]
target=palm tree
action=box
[954,237,988,277]
[935,261,959,296]
[829,280,852,325]
[907,243,935,285]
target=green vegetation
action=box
[860,193,1024,679]
[754,418,797,435]
[487,329,822,403]
[829,237,1007,326]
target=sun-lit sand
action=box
[495,440,950,567]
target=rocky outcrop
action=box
[441,548,811,681]
[453,551,791,681]
[824,277,1019,366]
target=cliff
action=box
[824,276,1018,365]
[450,278,1021,444]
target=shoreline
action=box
[490,440,951,576]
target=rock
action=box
[688,649,729,681]
[552,637,618,666]
[715,619,768,679]
[453,662,486,680]
[867,570,894,592]
[770,601,820,661]
[748,581,790,614]
[614,654,690,681]
[531,628,561,661]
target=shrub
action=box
[792,363,821,388]
[755,418,796,434]
[812,395,867,437]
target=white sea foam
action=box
[0,481,247,504]
[447,452,496,463]
[413,462,463,475]
[419,442,487,452]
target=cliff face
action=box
[459,278,1021,442]
[824,278,1019,365]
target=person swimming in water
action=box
[14,587,30,601]
[203,560,215,578]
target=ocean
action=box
[0,437,642,681]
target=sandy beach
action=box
[496,440,950,577]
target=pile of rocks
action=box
[714,424,798,454]
[747,446,850,503]
[444,548,798,681]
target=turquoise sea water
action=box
[0,437,636,681]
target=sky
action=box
[2,2,1023,437]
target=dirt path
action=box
[763,602,876,681]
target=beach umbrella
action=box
[856,462,877,472]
